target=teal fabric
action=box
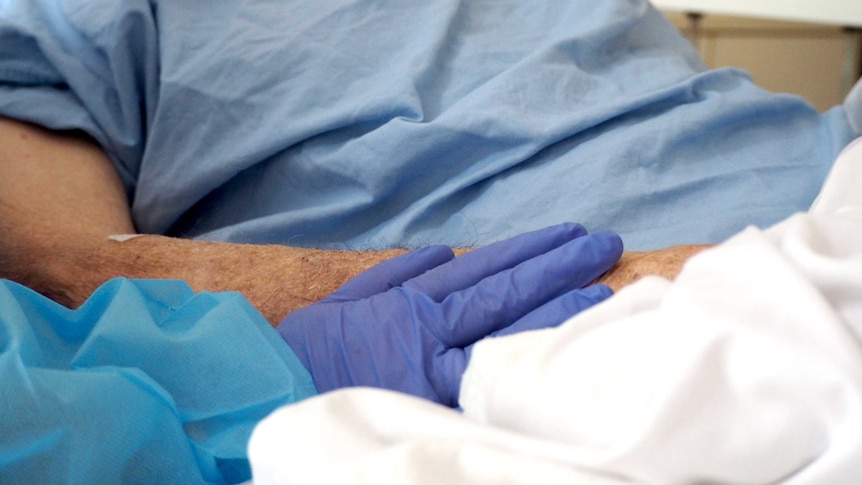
[0,0,857,251]
[0,278,316,484]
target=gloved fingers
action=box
[325,245,455,302]
[492,284,613,338]
[436,230,622,346]
[402,223,588,301]
[443,285,610,406]
[428,348,469,408]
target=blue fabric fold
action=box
[0,278,316,484]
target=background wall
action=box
[659,10,862,112]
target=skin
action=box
[0,116,703,325]
[594,244,712,291]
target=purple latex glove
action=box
[277,223,623,407]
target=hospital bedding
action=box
[248,137,862,484]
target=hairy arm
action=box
[594,244,712,291]
[0,116,405,324]
[0,116,703,325]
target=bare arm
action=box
[0,116,405,324]
[0,116,135,303]
[0,116,704,325]
[594,244,712,291]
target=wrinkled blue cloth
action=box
[0,278,316,484]
[278,224,622,407]
[0,0,857,250]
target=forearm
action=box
[0,115,705,326]
[12,229,406,326]
[92,235,407,324]
[0,116,405,324]
[88,234,704,325]
[593,244,712,291]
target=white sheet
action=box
[248,138,862,484]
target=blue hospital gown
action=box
[0,0,857,251]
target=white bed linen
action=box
[248,138,862,484]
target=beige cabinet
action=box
[661,11,861,111]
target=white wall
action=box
[651,0,862,28]
[660,10,858,111]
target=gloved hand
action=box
[277,223,623,407]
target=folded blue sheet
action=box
[0,0,857,251]
[0,279,316,484]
